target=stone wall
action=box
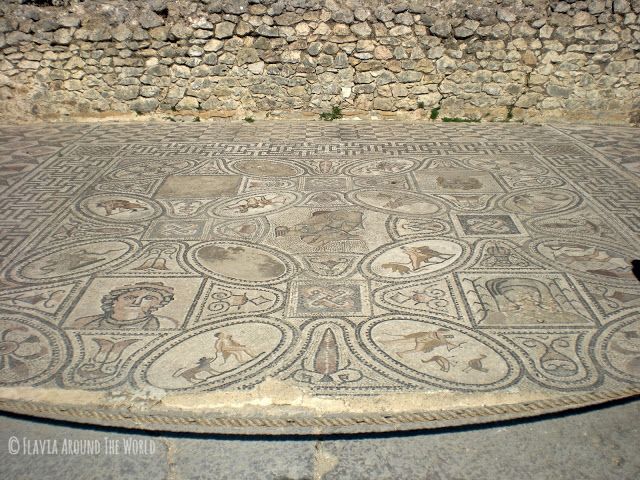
[0,0,639,123]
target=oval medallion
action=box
[188,241,296,285]
[231,159,302,177]
[0,313,67,386]
[531,239,635,283]
[362,238,467,282]
[106,159,195,179]
[139,319,293,391]
[79,194,161,223]
[211,191,300,218]
[348,189,444,216]
[500,188,580,214]
[346,158,418,176]
[361,315,519,390]
[595,314,640,383]
[463,156,548,176]
[11,239,138,283]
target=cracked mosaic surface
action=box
[0,121,638,433]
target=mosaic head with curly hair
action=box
[73,282,177,330]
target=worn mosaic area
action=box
[0,122,639,434]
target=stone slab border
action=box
[1,388,639,435]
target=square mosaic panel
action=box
[287,281,371,317]
[155,175,241,198]
[452,213,527,237]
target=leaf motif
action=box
[314,328,339,376]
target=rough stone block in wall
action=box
[0,0,638,123]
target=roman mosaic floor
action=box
[0,121,638,434]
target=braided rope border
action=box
[1,387,639,434]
